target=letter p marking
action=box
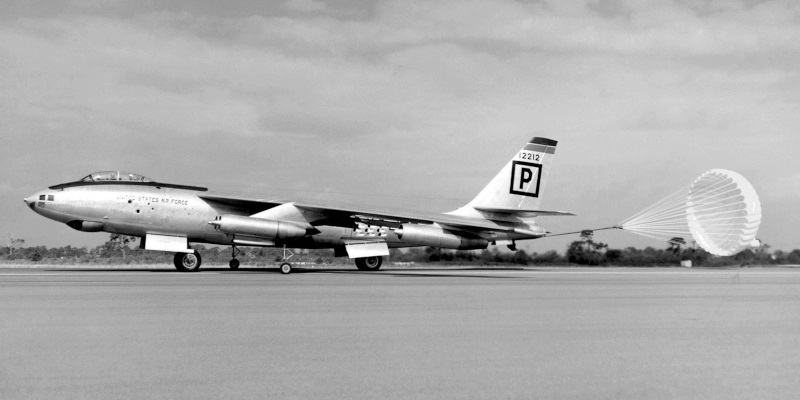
[510,161,541,197]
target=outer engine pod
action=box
[394,224,488,250]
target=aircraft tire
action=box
[279,262,292,274]
[355,256,382,271]
[229,259,240,269]
[174,252,202,272]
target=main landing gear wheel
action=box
[174,252,202,272]
[355,256,382,271]
[229,259,240,269]
[279,262,292,274]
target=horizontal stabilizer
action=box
[474,206,575,217]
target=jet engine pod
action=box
[394,224,488,250]
[209,215,308,239]
[66,220,105,232]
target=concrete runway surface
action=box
[1,266,799,400]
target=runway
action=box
[2,266,799,399]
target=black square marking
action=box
[509,161,542,198]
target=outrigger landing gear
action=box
[280,262,292,274]
[174,251,202,272]
[279,245,294,274]
[229,245,240,269]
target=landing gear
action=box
[229,245,240,269]
[277,245,294,274]
[174,251,202,272]
[355,256,382,271]
[280,262,292,274]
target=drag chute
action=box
[619,169,762,256]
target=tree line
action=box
[2,232,798,267]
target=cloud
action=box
[70,0,123,8]
[282,0,327,14]
[3,2,797,156]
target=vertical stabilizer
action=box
[449,137,558,216]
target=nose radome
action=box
[24,193,39,209]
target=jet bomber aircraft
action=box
[24,137,572,273]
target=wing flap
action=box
[473,206,575,217]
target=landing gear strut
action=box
[355,256,383,271]
[174,251,202,272]
[229,245,240,269]
[279,245,294,274]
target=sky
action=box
[1,0,798,254]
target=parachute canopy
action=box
[620,169,762,256]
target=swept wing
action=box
[199,193,565,235]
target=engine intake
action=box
[209,215,308,239]
[394,224,488,250]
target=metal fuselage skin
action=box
[26,184,233,242]
[25,183,521,250]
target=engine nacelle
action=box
[209,215,308,239]
[66,220,105,232]
[394,224,488,250]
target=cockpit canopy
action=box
[81,171,152,183]
[49,171,208,191]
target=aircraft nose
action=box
[24,193,39,210]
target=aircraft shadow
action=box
[43,266,532,279]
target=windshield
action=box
[80,171,152,183]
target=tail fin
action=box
[449,137,559,216]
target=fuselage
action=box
[25,182,368,249]
[24,179,536,250]
[27,183,227,242]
